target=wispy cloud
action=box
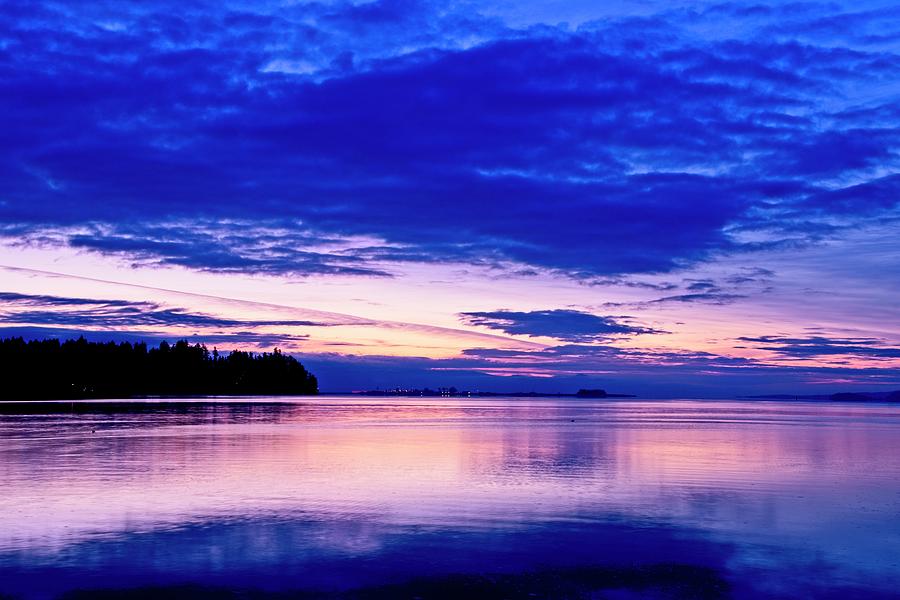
[0,291,326,329]
[739,335,900,360]
[647,292,748,306]
[0,326,304,349]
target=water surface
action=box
[1,398,898,598]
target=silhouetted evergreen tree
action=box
[0,337,318,399]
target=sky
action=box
[1,0,899,396]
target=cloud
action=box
[459,309,660,342]
[2,1,899,279]
[648,292,747,305]
[723,267,774,286]
[0,267,550,353]
[603,290,749,309]
[455,344,759,375]
[599,266,778,307]
[0,291,135,307]
[63,223,395,277]
[684,279,717,291]
[0,326,302,349]
[584,277,679,291]
[751,5,900,47]
[299,342,900,396]
[738,335,900,360]
[0,291,326,329]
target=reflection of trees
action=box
[0,337,318,399]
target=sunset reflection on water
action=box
[1,399,899,598]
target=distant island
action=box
[747,391,900,402]
[0,337,318,400]
[353,387,635,398]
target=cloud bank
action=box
[2,1,899,280]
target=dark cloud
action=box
[0,291,325,329]
[0,292,135,307]
[605,289,749,308]
[739,335,900,360]
[0,326,302,349]
[584,277,680,291]
[460,309,660,342]
[684,279,718,291]
[64,226,393,277]
[2,2,899,278]
[457,344,758,372]
[753,5,900,46]
[648,292,747,305]
[723,267,774,286]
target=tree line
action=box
[0,337,318,399]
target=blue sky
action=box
[1,1,899,395]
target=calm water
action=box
[1,398,899,599]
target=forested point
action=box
[0,337,318,399]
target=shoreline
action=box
[1,394,898,406]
